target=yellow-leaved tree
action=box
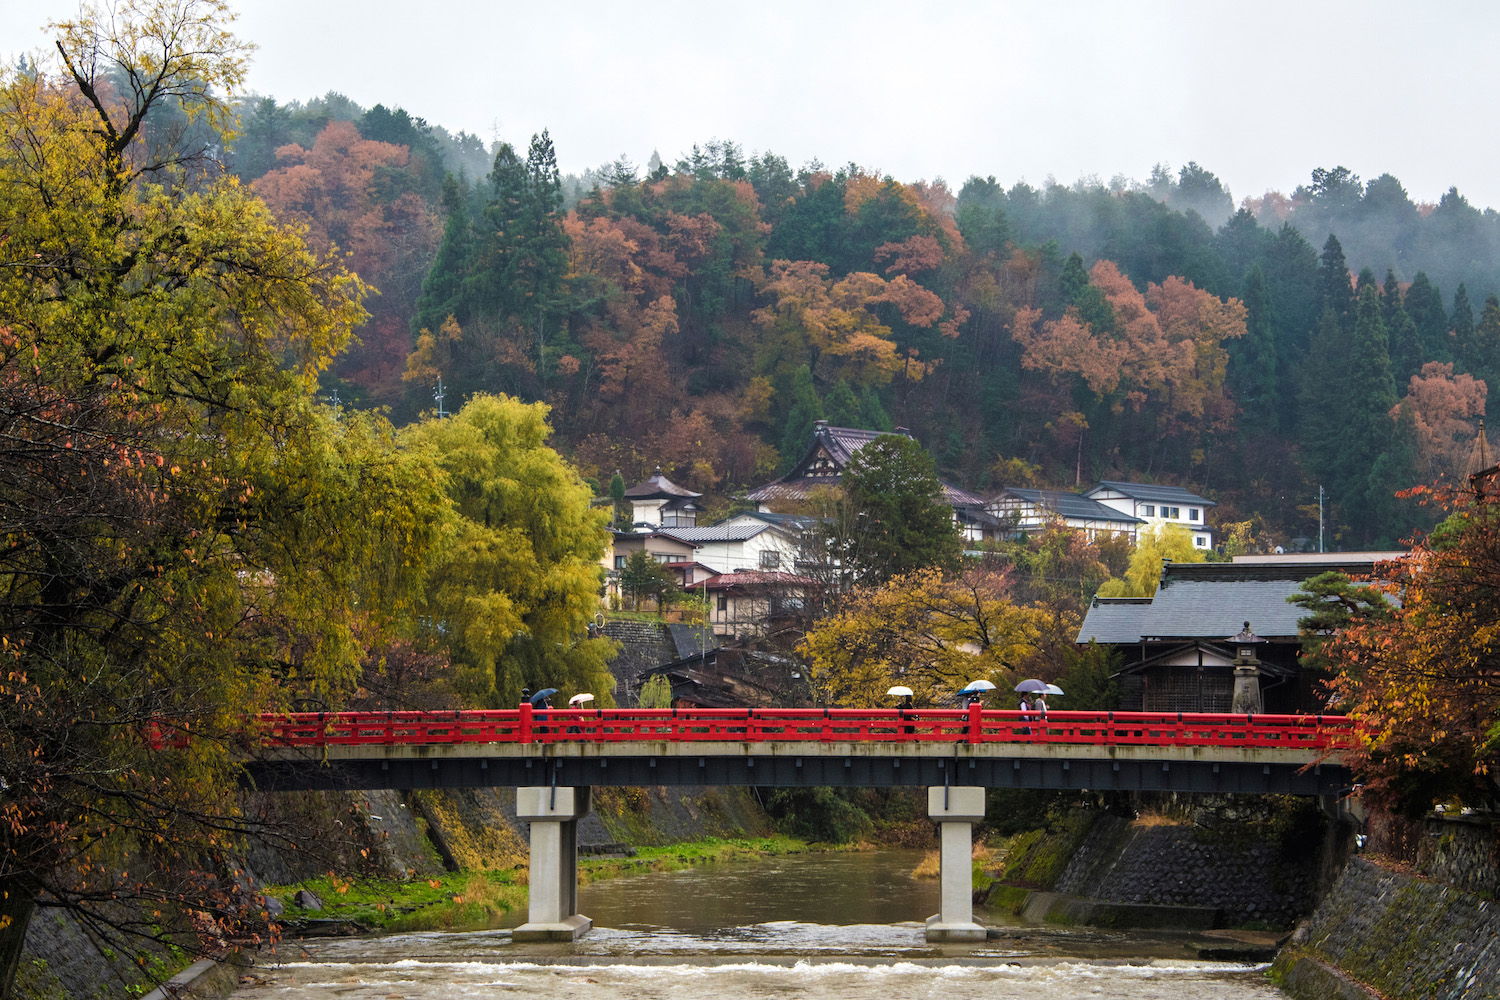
[402,395,618,707]
[0,2,447,991]
[1096,523,1207,598]
[799,567,1070,707]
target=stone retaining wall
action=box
[1273,856,1500,1000]
[1051,808,1320,928]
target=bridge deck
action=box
[244,709,1354,796]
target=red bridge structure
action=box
[244,706,1356,943]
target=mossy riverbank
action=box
[268,834,815,934]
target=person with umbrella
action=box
[957,679,995,707]
[1015,678,1048,735]
[529,687,558,733]
[888,685,915,736]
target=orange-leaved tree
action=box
[1322,480,1500,815]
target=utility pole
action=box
[1318,485,1325,553]
[433,377,448,419]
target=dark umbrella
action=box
[529,688,559,706]
[1014,678,1048,694]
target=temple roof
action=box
[624,467,702,501]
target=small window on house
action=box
[1163,506,1180,519]
[1194,536,1207,547]
[759,550,781,570]
[614,555,626,569]
[1189,508,1200,521]
[717,593,728,612]
[1141,504,1155,516]
[653,553,673,564]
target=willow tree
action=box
[0,3,443,992]
[402,394,617,707]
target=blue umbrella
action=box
[1014,678,1048,694]
[957,680,996,696]
[529,688,559,706]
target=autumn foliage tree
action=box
[0,4,444,992]
[1321,480,1500,815]
[799,567,1066,707]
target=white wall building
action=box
[1083,481,1215,549]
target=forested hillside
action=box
[232,96,1500,549]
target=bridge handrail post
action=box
[967,702,983,743]
[519,702,532,744]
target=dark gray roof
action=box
[624,468,702,500]
[996,488,1144,524]
[1087,480,1216,507]
[658,524,769,543]
[666,623,718,660]
[1077,558,1395,643]
[733,511,818,531]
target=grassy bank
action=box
[268,834,812,933]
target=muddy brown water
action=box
[235,849,1287,998]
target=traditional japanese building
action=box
[746,421,999,541]
[1077,553,1402,714]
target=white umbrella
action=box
[1044,683,1065,696]
[568,693,595,706]
[958,680,996,695]
[887,685,914,698]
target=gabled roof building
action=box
[989,488,1144,541]
[1077,554,1402,714]
[746,421,999,540]
[1083,480,1215,549]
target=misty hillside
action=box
[229,93,1500,550]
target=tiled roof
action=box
[696,570,818,590]
[995,488,1144,524]
[819,425,909,466]
[731,511,819,531]
[658,524,769,543]
[623,467,702,500]
[944,483,990,506]
[1087,480,1216,507]
[666,623,717,659]
[1076,558,1399,643]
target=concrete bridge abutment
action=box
[925,785,987,942]
[512,785,592,941]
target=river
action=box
[234,850,1287,999]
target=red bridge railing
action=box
[257,707,1355,751]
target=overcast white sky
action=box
[5,1,1500,208]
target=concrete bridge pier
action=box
[512,785,592,941]
[925,785,987,942]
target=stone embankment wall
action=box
[1002,798,1327,930]
[1273,816,1500,1000]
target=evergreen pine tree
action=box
[1367,403,1422,546]
[858,386,892,431]
[609,471,627,529]
[1451,283,1476,367]
[1383,268,1422,386]
[1475,295,1500,422]
[1341,284,1400,542]
[412,175,475,337]
[778,365,824,471]
[1381,268,1403,329]
[1318,234,1355,328]
[823,380,862,427]
[1231,264,1280,434]
[1404,271,1449,362]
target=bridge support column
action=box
[513,786,592,941]
[925,785,987,942]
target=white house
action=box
[658,512,805,576]
[1083,481,1215,549]
[987,488,1144,542]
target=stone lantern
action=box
[1228,621,1265,715]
